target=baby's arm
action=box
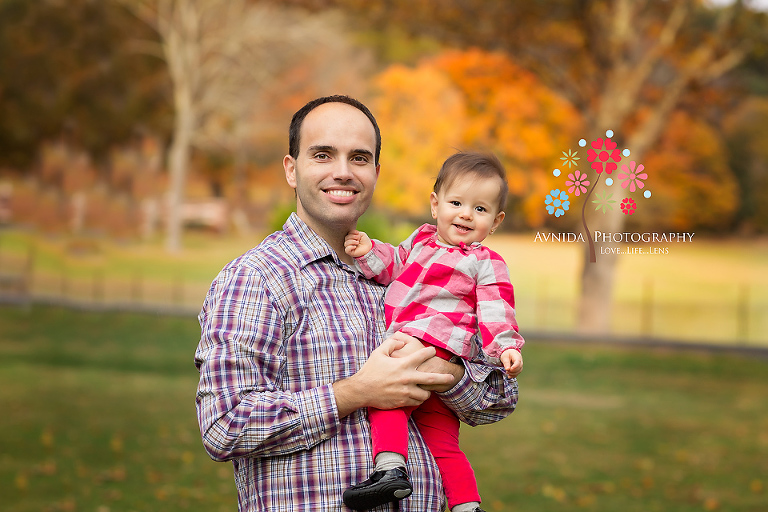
[344,230,373,258]
[500,349,523,378]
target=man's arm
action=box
[196,267,348,462]
[196,268,454,461]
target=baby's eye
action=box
[450,201,461,207]
[475,206,487,213]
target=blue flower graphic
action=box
[545,189,570,217]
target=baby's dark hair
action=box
[433,152,509,212]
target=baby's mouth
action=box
[453,224,472,233]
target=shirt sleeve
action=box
[353,226,421,284]
[475,251,525,358]
[436,251,523,427]
[436,348,519,427]
[195,266,341,462]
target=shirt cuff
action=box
[296,384,341,448]
[437,358,491,401]
[436,358,509,421]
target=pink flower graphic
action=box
[587,137,622,174]
[620,197,637,215]
[565,170,590,196]
[618,161,647,192]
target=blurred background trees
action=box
[0,0,766,332]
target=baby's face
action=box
[430,175,505,246]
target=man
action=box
[195,95,518,511]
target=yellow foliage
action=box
[372,64,467,216]
[641,111,738,230]
[371,48,583,225]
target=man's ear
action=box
[284,155,297,189]
[429,192,439,219]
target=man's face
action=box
[284,102,380,238]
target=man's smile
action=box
[325,189,356,197]
[323,188,359,203]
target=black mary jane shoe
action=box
[342,467,413,510]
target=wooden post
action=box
[132,272,142,304]
[173,275,183,306]
[60,263,68,299]
[93,269,104,304]
[737,283,749,342]
[537,276,547,332]
[641,277,653,338]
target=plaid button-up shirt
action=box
[195,214,519,511]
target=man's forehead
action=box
[300,102,376,148]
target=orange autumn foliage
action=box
[640,111,738,231]
[371,48,583,226]
[371,64,467,216]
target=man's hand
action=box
[344,230,373,258]
[416,356,464,392]
[389,336,464,393]
[333,333,455,418]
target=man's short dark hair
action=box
[289,95,382,165]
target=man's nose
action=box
[332,159,354,180]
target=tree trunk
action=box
[577,188,628,333]
[165,90,194,253]
[577,75,687,333]
[230,141,251,236]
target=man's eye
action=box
[315,153,329,160]
[352,155,369,163]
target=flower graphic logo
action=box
[560,149,580,168]
[618,161,647,192]
[592,191,616,213]
[587,137,622,174]
[620,197,637,215]
[565,170,590,196]
[545,189,570,217]
[545,130,651,262]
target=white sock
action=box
[374,451,406,471]
[452,501,481,512]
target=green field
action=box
[2,228,767,344]
[1,306,767,511]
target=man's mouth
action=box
[324,189,357,198]
[323,188,358,203]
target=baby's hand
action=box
[500,349,523,378]
[344,230,373,258]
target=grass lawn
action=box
[1,306,767,511]
[2,228,766,343]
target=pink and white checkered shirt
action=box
[354,224,525,361]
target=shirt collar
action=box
[423,224,482,254]
[283,213,345,269]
